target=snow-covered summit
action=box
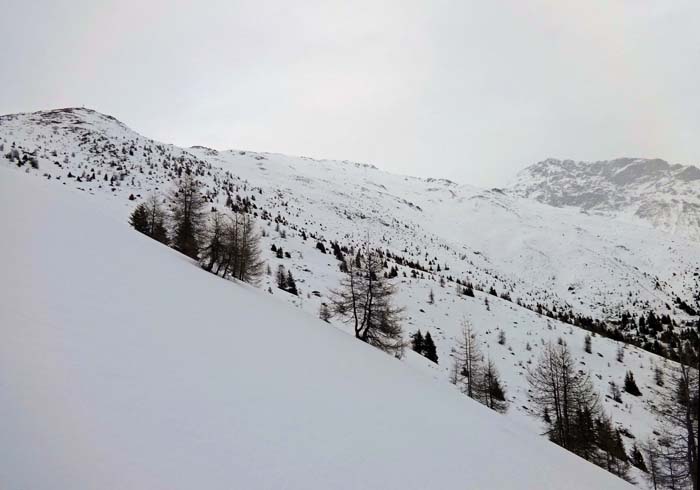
[510,158,700,241]
[0,107,132,133]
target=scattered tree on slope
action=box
[410,330,424,354]
[199,211,264,284]
[129,194,168,244]
[169,173,206,260]
[129,203,149,234]
[423,331,438,364]
[647,356,699,490]
[527,341,632,481]
[528,341,601,454]
[451,318,484,400]
[624,370,642,397]
[482,357,508,413]
[330,244,404,358]
[451,318,508,413]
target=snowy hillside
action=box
[510,157,700,242]
[0,167,634,489]
[1,107,698,486]
[1,108,697,328]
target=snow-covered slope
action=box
[0,167,633,489]
[510,157,700,242]
[1,108,697,326]
[1,107,697,487]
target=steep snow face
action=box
[0,167,634,490]
[510,158,700,241]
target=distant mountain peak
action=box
[511,157,700,240]
[0,107,131,136]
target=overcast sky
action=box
[1,1,698,186]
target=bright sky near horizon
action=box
[1,0,698,186]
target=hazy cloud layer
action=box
[1,0,698,186]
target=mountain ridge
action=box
[1,106,697,327]
[510,157,700,241]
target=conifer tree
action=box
[219,213,242,277]
[234,214,265,284]
[527,342,600,455]
[482,357,508,413]
[624,371,642,396]
[610,381,622,403]
[201,211,226,272]
[594,414,630,480]
[129,203,149,234]
[423,331,438,364]
[630,443,647,473]
[169,174,206,259]
[451,318,483,399]
[410,330,425,354]
[451,319,508,413]
[572,406,598,461]
[319,303,331,322]
[144,194,169,245]
[205,212,264,284]
[130,195,168,244]
[286,270,298,296]
[641,439,663,490]
[276,265,287,290]
[330,244,404,357]
[651,358,699,490]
